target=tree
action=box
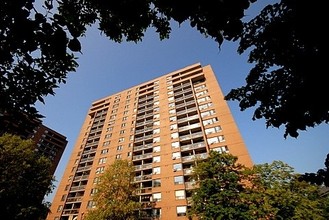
[189,151,327,219]
[0,0,252,132]
[225,0,327,138]
[188,151,251,220]
[0,134,54,220]
[1,0,326,138]
[251,161,326,220]
[299,153,329,187]
[84,159,141,220]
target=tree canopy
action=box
[0,134,54,220]
[189,151,328,219]
[84,159,141,220]
[0,0,326,138]
[225,0,327,138]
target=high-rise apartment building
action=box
[32,124,68,175]
[47,63,253,220]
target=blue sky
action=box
[37,0,329,201]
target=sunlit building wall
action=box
[47,63,253,220]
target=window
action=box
[169,109,176,114]
[153,128,160,135]
[121,123,126,128]
[116,154,122,159]
[173,163,182,172]
[127,151,132,157]
[153,193,162,202]
[98,157,107,164]
[110,115,116,120]
[175,190,186,199]
[171,132,179,139]
[154,107,160,112]
[117,145,123,151]
[153,114,160,119]
[103,141,110,146]
[111,109,118,114]
[205,126,222,135]
[176,206,187,216]
[87,201,96,209]
[153,167,161,174]
[153,146,161,152]
[57,205,63,212]
[124,105,130,109]
[153,101,159,106]
[153,179,161,187]
[120,130,125,135]
[199,102,213,110]
[123,110,129,115]
[212,146,229,153]
[169,116,176,122]
[202,117,219,126]
[153,137,160,143]
[168,96,175,102]
[172,152,181,160]
[169,102,175,108]
[207,135,225,145]
[153,156,160,163]
[201,109,216,118]
[197,96,211,103]
[96,166,105,174]
[152,208,161,218]
[90,188,98,195]
[153,120,160,126]
[118,137,124,143]
[105,134,112,139]
[101,149,109,154]
[106,127,113,132]
[170,124,178,130]
[122,116,128,121]
[171,142,180,148]
[60,195,66,201]
[93,177,100,184]
[174,176,184,185]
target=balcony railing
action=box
[134,174,152,182]
[133,153,153,161]
[135,163,153,171]
[179,131,203,141]
[180,142,206,151]
[181,152,208,162]
[133,143,153,152]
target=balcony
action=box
[175,100,196,108]
[180,142,206,152]
[66,196,83,203]
[62,209,79,215]
[135,163,153,171]
[134,174,152,182]
[73,175,90,182]
[134,134,153,142]
[69,185,86,192]
[133,143,153,152]
[77,165,92,172]
[135,127,153,135]
[178,123,201,132]
[80,156,95,163]
[181,152,208,162]
[179,131,203,141]
[136,187,153,194]
[133,153,153,161]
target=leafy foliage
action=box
[225,0,327,138]
[0,134,54,220]
[1,0,327,138]
[0,0,253,132]
[84,159,141,220]
[189,151,328,219]
[299,153,329,187]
